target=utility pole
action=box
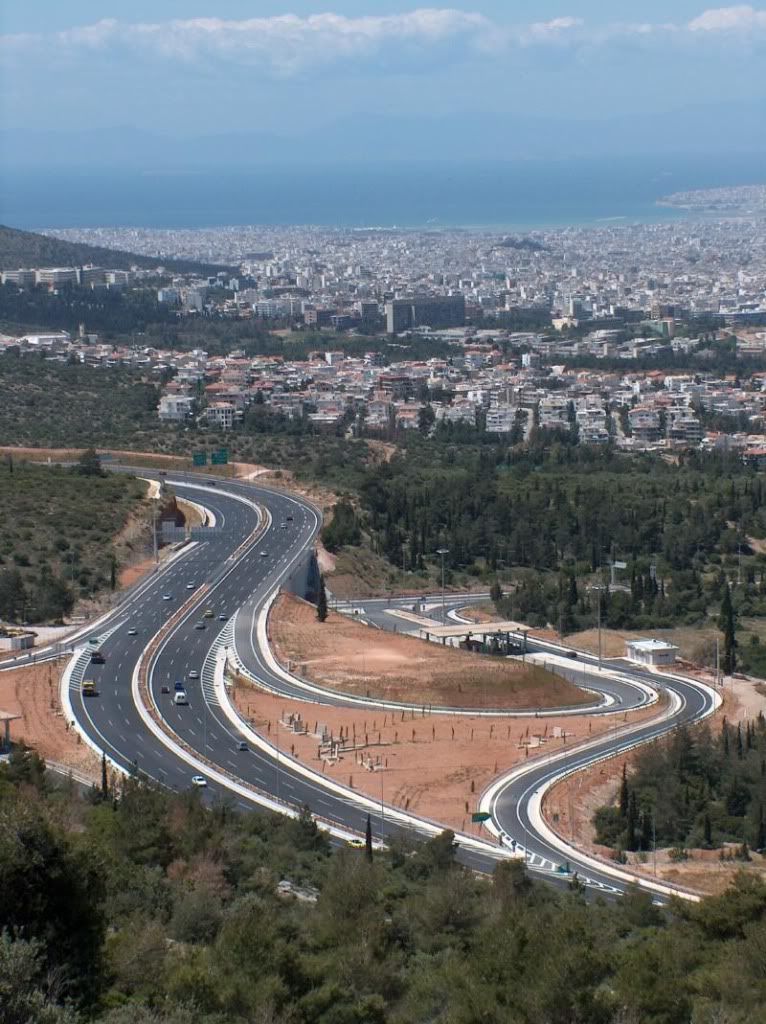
[380,769,385,843]
[437,547,449,625]
[715,636,720,687]
[152,507,159,565]
[596,590,602,671]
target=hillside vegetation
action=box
[0,457,148,622]
[0,224,230,275]
[0,353,161,448]
[4,748,766,1024]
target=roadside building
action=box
[625,638,679,666]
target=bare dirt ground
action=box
[270,592,593,710]
[228,672,662,838]
[0,661,100,781]
[565,625,721,663]
[457,603,502,624]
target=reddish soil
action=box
[0,661,100,780]
[229,671,665,838]
[269,592,591,710]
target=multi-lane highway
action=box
[2,470,721,898]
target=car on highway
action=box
[191,775,207,787]
[174,691,188,705]
[186,582,196,590]
[286,515,294,521]
[203,608,214,618]
[218,613,227,621]
[174,681,185,691]
[81,679,97,697]
[161,685,170,694]
[347,838,366,850]
[188,669,199,679]
[162,594,173,601]
[194,621,206,630]
[237,741,248,751]
[88,637,99,645]
[260,551,268,557]
[127,627,138,636]
[280,523,288,529]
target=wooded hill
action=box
[5,745,766,1024]
[0,224,232,276]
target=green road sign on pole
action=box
[211,448,229,465]
[192,452,207,466]
[471,812,491,823]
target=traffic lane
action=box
[491,677,714,890]
[72,482,513,871]
[81,490,267,775]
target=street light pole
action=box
[437,547,449,626]
[597,592,602,671]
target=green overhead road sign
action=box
[192,452,207,466]
[471,812,491,823]
[211,449,229,465]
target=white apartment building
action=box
[486,405,516,433]
[36,267,79,288]
[159,395,195,422]
[204,401,239,430]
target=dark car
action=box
[161,685,170,694]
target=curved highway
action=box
[3,468,722,898]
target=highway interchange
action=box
[2,470,721,900]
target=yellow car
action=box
[347,838,366,850]
[203,608,214,618]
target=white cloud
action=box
[688,4,766,31]
[3,7,766,76]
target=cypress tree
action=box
[719,585,737,674]
[101,752,108,799]
[619,764,629,818]
[627,790,638,850]
[316,574,328,623]
[365,813,373,863]
[722,717,730,758]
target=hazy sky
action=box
[2,2,766,138]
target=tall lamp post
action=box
[591,584,606,671]
[437,548,449,627]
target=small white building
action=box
[625,638,679,667]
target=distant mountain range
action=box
[2,101,765,169]
[0,225,231,274]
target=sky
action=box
[2,2,766,156]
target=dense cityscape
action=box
[5,3,766,1020]
[4,198,766,461]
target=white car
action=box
[188,669,199,679]
[127,627,138,636]
[260,551,268,557]
[186,582,196,590]
[162,594,173,601]
[191,775,207,788]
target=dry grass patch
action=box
[270,591,591,710]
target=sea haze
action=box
[2,154,766,231]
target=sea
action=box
[2,153,766,231]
